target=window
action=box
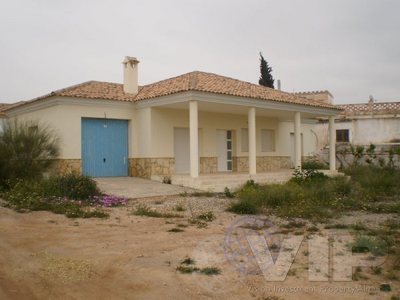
[241,128,248,152]
[336,129,349,142]
[261,129,275,152]
[226,130,233,171]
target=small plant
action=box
[188,218,208,228]
[168,227,184,233]
[174,204,186,211]
[132,205,183,218]
[92,195,128,207]
[176,257,220,276]
[176,265,199,274]
[179,191,188,197]
[196,211,215,222]
[199,267,221,276]
[162,176,172,184]
[224,187,234,198]
[290,168,328,184]
[181,257,195,265]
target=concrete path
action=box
[95,177,195,199]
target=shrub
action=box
[43,173,101,200]
[174,204,186,211]
[350,234,388,256]
[0,119,59,187]
[290,168,328,185]
[302,157,328,170]
[227,199,259,214]
[344,166,400,198]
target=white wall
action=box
[353,118,400,144]
[314,117,400,148]
[10,98,135,159]
[277,120,318,156]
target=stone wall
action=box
[233,156,291,172]
[52,159,82,175]
[200,157,217,174]
[129,158,174,179]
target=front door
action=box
[174,128,190,174]
[217,130,233,172]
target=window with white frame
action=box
[241,128,248,152]
[261,129,275,152]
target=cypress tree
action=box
[258,52,274,88]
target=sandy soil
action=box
[0,196,399,300]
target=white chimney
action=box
[122,56,140,94]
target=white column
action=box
[189,101,199,178]
[294,111,302,169]
[248,107,256,175]
[329,116,336,171]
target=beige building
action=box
[4,57,340,189]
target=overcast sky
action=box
[1,0,399,104]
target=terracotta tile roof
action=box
[0,102,25,117]
[135,71,338,109]
[6,71,341,111]
[338,101,400,117]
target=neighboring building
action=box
[315,97,400,148]
[4,57,340,188]
[312,95,400,167]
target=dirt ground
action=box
[0,195,399,300]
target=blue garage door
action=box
[82,118,128,177]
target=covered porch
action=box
[181,100,337,178]
[136,90,338,180]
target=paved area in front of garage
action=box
[95,177,195,199]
